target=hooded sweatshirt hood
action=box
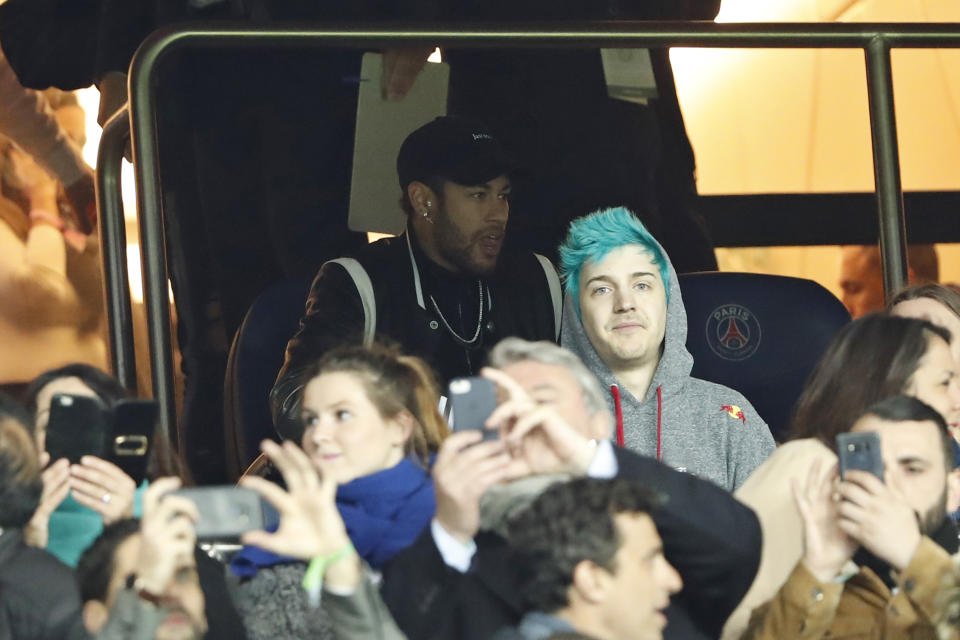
[561,235,774,490]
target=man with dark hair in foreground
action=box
[497,477,682,640]
[744,395,960,639]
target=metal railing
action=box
[96,105,137,393]
[109,21,960,452]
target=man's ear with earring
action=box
[409,182,435,224]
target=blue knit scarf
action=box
[230,456,434,577]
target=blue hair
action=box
[558,207,670,317]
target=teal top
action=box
[46,481,148,567]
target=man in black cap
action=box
[270,116,562,440]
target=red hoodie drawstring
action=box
[656,385,663,461]
[611,384,663,462]
[611,385,625,447]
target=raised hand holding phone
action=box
[69,455,136,524]
[481,367,598,476]
[793,459,856,582]
[240,440,360,593]
[24,452,70,547]
[138,477,199,596]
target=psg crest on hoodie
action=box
[706,304,762,361]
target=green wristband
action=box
[302,542,355,593]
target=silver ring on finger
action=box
[101,492,112,505]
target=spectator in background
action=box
[233,344,447,640]
[0,134,106,399]
[0,393,165,640]
[743,396,959,639]
[0,47,95,231]
[494,477,682,640]
[75,478,206,640]
[559,207,774,490]
[840,244,939,318]
[22,365,172,565]
[724,314,960,639]
[272,117,560,442]
[890,284,960,378]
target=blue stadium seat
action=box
[223,277,311,480]
[677,272,850,442]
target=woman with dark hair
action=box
[723,314,960,639]
[789,314,959,443]
[21,363,249,640]
[890,283,960,386]
[21,363,180,566]
[231,343,448,640]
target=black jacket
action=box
[271,232,558,440]
[380,447,762,640]
[0,529,88,640]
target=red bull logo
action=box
[721,404,746,424]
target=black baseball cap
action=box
[397,116,521,190]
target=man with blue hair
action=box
[559,207,775,490]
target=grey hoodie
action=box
[561,241,775,491]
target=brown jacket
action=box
[742,536,954,639]
[724,439,837,639]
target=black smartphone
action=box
[447,377,498,442]
[109,399,158,486]
[837,431,885,481]
[45,394,108,464]
[172,486,266,541]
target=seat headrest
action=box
[678,272,850,441]
[226,277,312,473]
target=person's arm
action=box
[887,536,955,626]
[24,454,70,548]
[741,459,856,640]
[0,49,91,185]
[380,523,466,640]
[270,263,365,440]
[323,569,409,640]
[0,148,88,327]
[382,429,518,639]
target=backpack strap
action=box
[534,253,562,341]
[325,258,376,346]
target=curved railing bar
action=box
[96,105,137,393]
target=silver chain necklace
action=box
[429,280,484,346]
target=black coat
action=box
[271,232,558,440]
[0,529,88,640]
[380,447,762,640]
